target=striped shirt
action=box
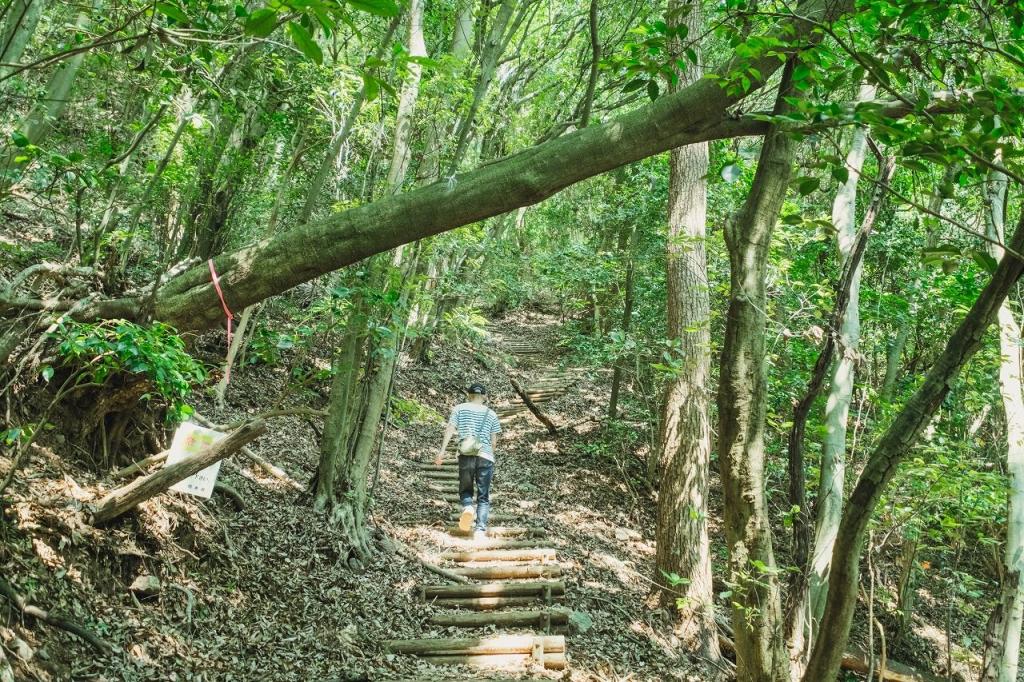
[449,402,502,461]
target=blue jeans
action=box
[458,455,494,531]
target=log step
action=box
[414,652,566,670]
[447,512,519,523]
[418,462,459,470]
[441,548,557,563]
[450,565,562,580]
[427,595,565,610]
[441,539,550,551]
[445,526,545,538]
[387,634,564,655]
[424,471,460,480]
[429,607,571,628]
[423,581,565,600]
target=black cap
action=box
[467,383,487,395]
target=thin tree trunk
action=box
[2,6,91,182]
[802,206,1024,682]
[578,0,600,128]
[652,0,718,660]
[299,15,401,224]
[980,153,1024,682]
[717,63,797,682]
[0,0,46,79]
[608,226,636,421]
[786,84,880,675]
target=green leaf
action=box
[244,8,278,37]
[970,250,998,274]
[646,79,660,101]
[10,131,29,148]
[40,366,53,382]
[781,212,803,225]
[287,21,323,64]
[155,1,188,24]
[622,78,646,93]
[346,0,399,17]
[796,176,820,196]
[831,166,849,183]
[234,4,247,17]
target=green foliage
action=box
[52,320,206,421]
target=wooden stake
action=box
[441,548,557,562]
[449,564,561,580]
[386,635,564,655]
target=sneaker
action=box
[458,505,475,532]
[473,529,487,544]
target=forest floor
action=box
[1,310,722,681]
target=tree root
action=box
[0,576,112,655]
[213,482,245,510]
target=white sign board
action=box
[164,421,225,499]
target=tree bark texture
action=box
[803,208,1024,682]
[0,0,46,79]
[980,156,1024,682]
[653,0,719,662]
[716,64,796,682]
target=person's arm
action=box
[437,421,457,465]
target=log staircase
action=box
[386,332,576,678]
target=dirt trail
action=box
[386,327,581,678]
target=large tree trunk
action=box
[802,207,1024,682]
[786,83,877,676]
[716,64,796,682]
[980,155,1024,682]
[652,0,720,662]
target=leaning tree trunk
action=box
[802,206,1024,682]
[717,63,796,682]
[786,83,875,675]
[38,0,857,330]
[2,5,92,183]
[0,0,47,80]
[652,0,720,662]
[980,154,1024,682]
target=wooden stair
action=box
[394,371,581,674]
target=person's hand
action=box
[434,452,443,466]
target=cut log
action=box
[424,471,460,480]
[427,595,565,610]
[420,652,565,669]
[418,462,459,471]
[509,378,558,435]
[429,607,570,628]
[441,539,550,551]
[441,548,557,563]
[90,420,267,524]
[450,565,562,580]
[423,581,565,600]
[386,635,564,655]
[445,526,546,538]
[447,511,519,523]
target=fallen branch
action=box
[90,420,266,524]
[0,576,111,655]
[378,533,471,584]
[111,450,169,480]
[509,377,558,435]
[192,412,305,491]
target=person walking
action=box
[436,383,502,541]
